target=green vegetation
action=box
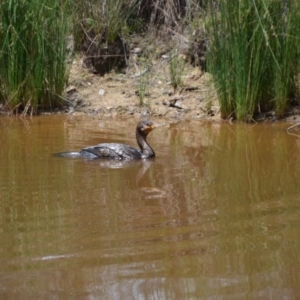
[0,0,299,120]
[137,68,150,106]
[73,0,140,44]
[169,50,185,92]
[0,0,69,111]
[207,0,300,121]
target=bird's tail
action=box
[52,151,82,158]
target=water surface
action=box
[1,115,300,299]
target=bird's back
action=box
[80,143,142,159]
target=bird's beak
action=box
[153,123,166,129]
[142,122,166,133]
[143,125,154,133]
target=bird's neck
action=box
[136,132,155,158]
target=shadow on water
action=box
[1,115,300,299]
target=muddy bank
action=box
[64,53,221,122]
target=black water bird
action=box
[54,120,159,160]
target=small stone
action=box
[98,89,105,96]
[132,48,142,54]
[66,85,77,93]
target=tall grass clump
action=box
[73,0,140,44]
[207,0,300,121]
[72,0,141,75]
[269,0,300,116]
[0,0,69,111]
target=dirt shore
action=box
[64,53,221,122]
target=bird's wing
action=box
[80,143,142,159]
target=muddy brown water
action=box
[1,115,300,299]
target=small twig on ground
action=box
[130,68,149,78]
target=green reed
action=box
[269,0,300,116]
[207,0,300,121]
[169,50,185,92]
[0,0,69,111]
